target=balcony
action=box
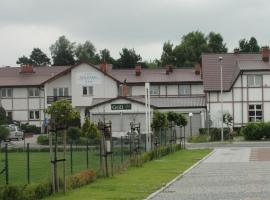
[47,96,72,104]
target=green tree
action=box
[152,111,168,131]
[0,107,7,125]
[16,56,33,65]
[160,41,175,66]
[50,35,76,66]
[239,37,260,52]
[45,100,79,128]
[81,117,100,140]
[30,48,51,65]
[207,32,227,53]
[173,31,209,67]
[115,48,142,68]
[0,126,10,147]
[223,113,233,127]
[99,49,115,64]
[144,59,160,69]
[75,41,96,63]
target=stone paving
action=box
[150,147,270,200]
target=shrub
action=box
[241,122,270,140]
[199,128,230,141]
[1,185,21,200]
[67,127,81,143]
[21,123,41,134]
[67,169,96,189]
[37,135,49,145]
[0,126,10,144]
[188,134,209,143]
[82,118,100,142]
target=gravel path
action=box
[150,147,270,200]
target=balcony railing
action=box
[47,96,72,104]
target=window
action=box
[53,88,69,96]
[150,85,159,95]
[248,104,262,122]
[6,111,12,121]
[29,88,40,97]
[1,88,12,98]
[248,75,262,87]
[82,86,93,96]
[179,85,191,95]
[29,110,40,120]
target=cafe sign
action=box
[76,72,102,86]
[111,103,132,110]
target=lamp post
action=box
[189,112,193,137]
[219,56,224,142]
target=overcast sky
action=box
[1,0,270,66]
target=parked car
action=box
[2,124,24,141]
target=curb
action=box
[144,149,216,200]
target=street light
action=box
[189,112,193,137]
[219,56,224,142]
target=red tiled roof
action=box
[202,53,266,91]
[107,68,202,84]
[0,66,71,86]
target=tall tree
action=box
[75,40,96,63]
[160,41,175,66]
[239,37,260,52]
[173,31,208,67]
[50,35,76,66]
[30,48,51,65]
[207,32,227,53]
[16,56,33,65]
[115,48,142,68]
[99,49,115,64]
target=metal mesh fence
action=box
[0,128,185,186]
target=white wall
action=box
[191,85,204,95]
[71,63,118,107]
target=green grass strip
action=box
[47,149,211,200]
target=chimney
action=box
[135,65,141,76]
[194,63,201,75]
[234,48,240,54]
[165,65,173,75]
[99,63,107,73]
[261,46,269,62]
[20,65,34,73]
[120,83,129,97]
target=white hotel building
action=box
[1,47,270,136]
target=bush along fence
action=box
[0,128,185,200]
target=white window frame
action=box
[247,75,262,87]
[150,85,159,95]
[248,104,263,122]
[29,110,40,120]
[53,88,69,96]
[28,88,40,97]
[82,86,94,96]
[1,88,12,98]
[179,84,191,96]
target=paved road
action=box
[150,147,270,200]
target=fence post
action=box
[5,143,8,185]
[27,143,30,184]
[70,143,73,174]
[121,136,123,163]
[86,141,89,169]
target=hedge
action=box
[0,170,96,200]
[241,122,270,140]
[199,128,230,141]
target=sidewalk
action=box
[149,147,270,200]
[186,141,270,149]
